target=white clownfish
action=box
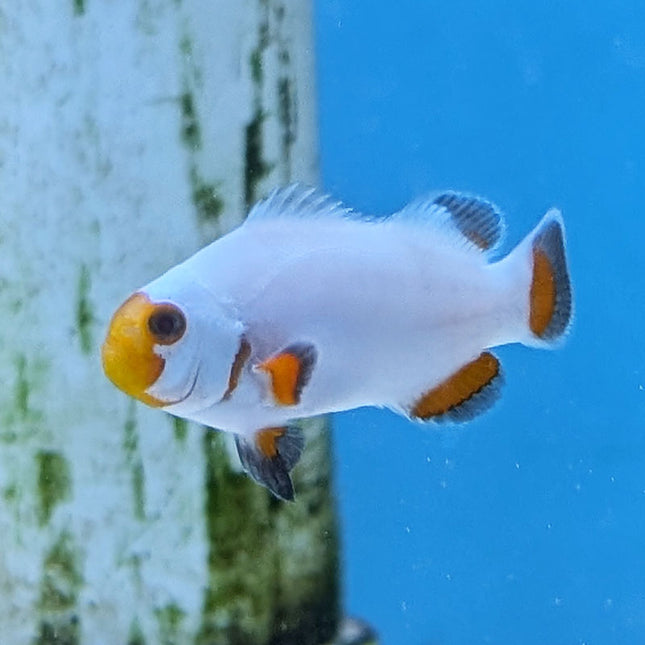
[102,185,572,500]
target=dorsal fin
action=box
[246,185,505,254]
[246,183,358,223]
[392,191,505,253]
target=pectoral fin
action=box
[234,426,305,501]
[408,352,503,422]
[257,342,317,406]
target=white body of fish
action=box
[103,185,572,499]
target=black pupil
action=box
[149,308,185,341]
[156,314,177,335]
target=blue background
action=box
[313,2,645,643]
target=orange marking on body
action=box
[222,337,251,401]
[256,427,286,458]
[101,292,166,407]
[412,352,499,419]
[259,352,301,406]
[530,248,556,337]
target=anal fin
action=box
[408,352,503,423]
[234,426,305,501]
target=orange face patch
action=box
[530,248,556,337]
[101,292,166,407]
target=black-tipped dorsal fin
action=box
[246,183,358,223]
[234,425,305,500]
[407,352,503,423]
[393,191,505,253]
[433,193,504,251]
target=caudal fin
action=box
[524,209,572,345]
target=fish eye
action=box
[148,305,186,345]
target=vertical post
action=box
[0,2,338,643]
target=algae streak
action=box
[190,168,224,224]
[180,91,201,151]
[155,603,186,645]
[73,0,85,17]
[75,264,94,355]
[277,76,295,174]
[244,109,271,209]
[37,531,83,645]
[127,621,146,645]
[15,354,29,420]
[172,417,188,443]
[36,450,71,526]
[123,403,145,521]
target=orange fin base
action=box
[258,343,317,406]
[255,427,285,458]
[410,352,502,422]
[530,248,556,337]
[529,218,572,341]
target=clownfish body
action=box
[102,185,572,500]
